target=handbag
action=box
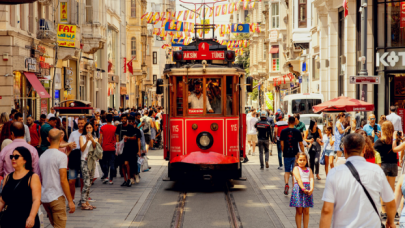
[345,161,385,228]
[320,136,329,165]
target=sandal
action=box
[81,204,93,210]
[88,204,97,209]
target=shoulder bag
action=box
[320,136,329,165]
[345,161,385,228]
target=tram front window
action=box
[187,79,213,114]
[206,78,222,114]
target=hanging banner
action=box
[123,57,126,73]
[398,108,405,132]
[231,24,249,33]
[57,24,76,47]
[165,21,184,31]
[60,1,68,22]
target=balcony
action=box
[37,19,56,44]
[81,21,106,54]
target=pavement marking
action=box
[244,164,285,228]
[124,164,166,228]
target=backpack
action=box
[36,123,40,135]
[142,117,150,134]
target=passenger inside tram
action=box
[206,79,222,114]
[188,79,214,113]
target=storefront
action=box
[374,0,405,116]
[120,86,127,108]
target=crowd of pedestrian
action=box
[0,105,164,227]
[245,104,405,227]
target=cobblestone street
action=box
[43,144,330,228]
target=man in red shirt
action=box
[274,112,288,170]
[99,114,117,184]
[27,116,41,151]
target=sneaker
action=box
[252,152,255,156]
[248,150,251,155]
[243,158,249,163]
[130,178,135,184]
[260,166,264,170]
[277,166,283,170]
[135,175,140,183]
[284,184,289,195]
[121,181,127,187]
[109,180,113,185]
[381,212,387,219]
[87,197,95,202]
[102,178,108,184]
[127,180,132,187]
[266,162,269,168]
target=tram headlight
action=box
[196,132,214,150]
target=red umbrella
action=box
[312,96,374,113]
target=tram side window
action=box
[226,76,233,115]
[176,77,183,116]
[207,78,222,114]
[187,78,210,114]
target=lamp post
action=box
[358,2,368,102]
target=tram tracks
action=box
[170,181,243,228]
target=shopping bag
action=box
[142,156,149,172]
[115,139,124,156]
[137,157,144,173]
[320,150,326,165]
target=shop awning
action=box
[269,47,279,54]
[24,72,51,99]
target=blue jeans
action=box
[277,140,283,167]
[100,151,116,181]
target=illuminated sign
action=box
[57,24,76,48]
[182,42,226,60]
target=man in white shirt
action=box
[188,82,214,113]
[246,112,258,156]
[386,105,402,132]
[320,133,396,228]
[13,112,30,144]
[40,129,75,227]
[46,107,56,121]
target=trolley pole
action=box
[359,0,368,103]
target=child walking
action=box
[289,152,314,228]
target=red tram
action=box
[157,39,253,180]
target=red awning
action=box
[312,96,374,113]
[24,72,51,99]
[269,47,279,54]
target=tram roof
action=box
[163,63,246,76]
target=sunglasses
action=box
[370,118,376,120]
[10,155,20,160]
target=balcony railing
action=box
[37,19,56,43]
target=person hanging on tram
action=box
[188,81,214,113]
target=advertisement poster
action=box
[60,2,68,23]
[57,24,76,47]
[41,99,48,115]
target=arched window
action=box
[131,37,136,60]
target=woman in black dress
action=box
[0,146,41,228]
[304,120,323,180]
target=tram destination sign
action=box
[182,42,225,61]
[183,50,225,60]
[349,76,380,84]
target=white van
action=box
[281,93,324,130]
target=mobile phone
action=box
[373,125,378,132]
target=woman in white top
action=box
[79,122,97,210]
[322,126,335,176]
